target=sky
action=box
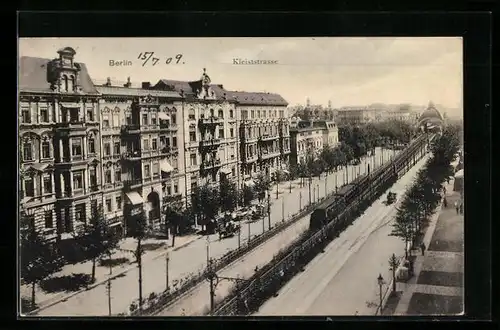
[18,37,463,116]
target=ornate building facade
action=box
[19,47,101,241]
[289,119,335,166]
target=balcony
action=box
[121,150,142,161]
[200,138,222,148]
[245,154,259,163]
[160,146,178,155]
[260,150,281,160]
[260,134,279,141]
[120,124,141,135]
[202,158,222,169]
[55,121,86,131]
[123,178,143,190]
[199,116,224,125]
[159,123,178,131]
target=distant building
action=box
[289,118,339,166]
[417,101,444,132]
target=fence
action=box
[212,135,429,316]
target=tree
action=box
[220,179,238,212]
[390,207,414,259]
[20,223,64,310]
[192,184,220,226]
[74,206,119,282]
[254,173,271,203]
[388,253,398,292]
[126,210,149,311]
[242,185,255,207]
[310,158,326,178]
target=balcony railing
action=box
[260,134,278,141]
[120,124,141,134]
[245,154,259,163]
[199,116,224,125]
[202,158,222,169]
[200,138,221,147]
[121,150,142,160]
[55,121,86,129]
[123,178,143,189]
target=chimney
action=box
[142,81,151,89]
[105,77,111,86]
[124,77,131,88]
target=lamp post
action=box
[165,252,170,292]
[267,192,271,230]
[206,236,210,267]
[308,176,312,206]
[281,198,285,222]
[317,184,320,201]
[247,220,251,245]
[106,251,112,316]
[299,191,302,210]
[377,273,384,314]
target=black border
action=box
[13,11,493,329]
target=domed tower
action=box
[417,101,444,132]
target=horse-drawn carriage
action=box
[217,213,241,239]
[384,191,397,205]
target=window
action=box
[126,115,132,125]
[116,196,122,210]
[257,110,260,118]
[153,162,159,176]
[190,153,197,166]
[218,109,223,118]
[172,157,178,170]
[75,203,86,223]
[166,186,172,195]
[43,175,52,194]
[174,183,178,194]
[210,109,214,117]
[172,137,177,147]
[40,108,49,122]
[72,138,82,157]
[87,109,94,122]
[171,114,177,124]
[44,210,53,228]
[142,114,148,125]
[151,115,157,126]
[152,138,157,150]
[219,128,224,139]
[88,138,95,154]
[143,139,149,150]
[189,132,196,142]
[23,142,32,161]
[114,167,121,182]
[165,137,170,147]
[232,168,236,176]
[24,178,34,197]
[106,198,112,212]
[21,108,31,123]
[41,141,51,159]
[230,128,234,138]
[105,169,112,184]
[188,109,196,120]
[242,110,248,119]
[69,109,79,122]
[113,142,120,155]
[104,142,111,156]
[229,110,234,118]
[89,167,97,188]
[251,110,255,119]
[102,115,110,128]
[144,164,151,177]
[73,171,83,190]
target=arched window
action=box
[188,108,196,120]
[63,75,68,92]
[68,75,75,91]
[218,109,223,118]
[210,109,214,117]
[229,109,234,118]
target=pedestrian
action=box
[443,186,447,195]
[420,242,426,256]
[455,201,459,214]
[443,197,448,208]
[459,202,463,215]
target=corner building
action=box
[19,47,100,242]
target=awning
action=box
[454,169,464,178]
[158,112,171,120]
[125,191,143,205]
[161,159,174,173]
[220,168,232,175]
[244,180,255,187]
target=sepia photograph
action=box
[18,37,464,317]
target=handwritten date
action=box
[137,52,184,66]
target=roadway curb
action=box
[26,235,204,316]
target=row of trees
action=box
[390,125,461,258]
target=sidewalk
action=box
[21,234,202,313]
[384,178,464,315]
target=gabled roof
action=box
[18,56,99,94]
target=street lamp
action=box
[206,236,210,267]
[165,251,170,292]
[377,273,384,313]
[106,251,113,316]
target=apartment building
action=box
[19,47,101,241]
[153,69,239,198]
[289,119,333,166]
[95,80,184,234]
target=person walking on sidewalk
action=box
[455,201,459,214]
[420,242,426,256]
[443,196,448,208]
[459,202,464,215]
